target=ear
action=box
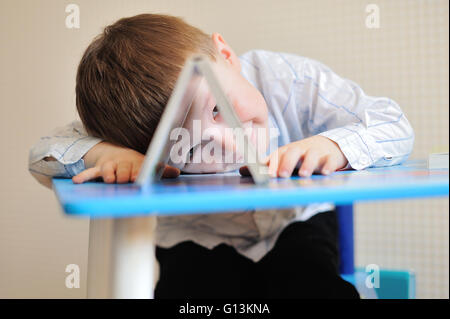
[211,32,241,73]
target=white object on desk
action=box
[428,152,449,169]
[136,55,269,186]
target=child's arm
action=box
[266,57,414,178]
[29,121,180,188]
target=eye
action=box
[212,105,219,118]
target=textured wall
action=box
[0,0,448,298]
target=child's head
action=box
[76,13,269,173]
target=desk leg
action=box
[111,216,157,299]
[87,218,113,298]
[336,205,355,276]
[87,216,158,299]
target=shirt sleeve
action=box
[300,58,414,170]
[28,121,102,178]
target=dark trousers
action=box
[155,210,360,299]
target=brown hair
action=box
[76,14,217,153]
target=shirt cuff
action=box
[29,137,102,177]
[319,125,383,170]
[64,159,87,177]
[57,136,102,165]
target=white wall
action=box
[0,0,448,298]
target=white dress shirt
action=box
[29,50,414,262]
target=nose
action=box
[204,121,239,157]
[205,120,254,162]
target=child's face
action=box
[178,38,269,173]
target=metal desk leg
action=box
[87,218,113,298]
[111,216,157,299]
[87,216,158,299]
[336,204,355,276]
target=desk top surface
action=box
[52,160,449,218]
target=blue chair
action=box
[337,205,416,299]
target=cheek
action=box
[232,87,267,125]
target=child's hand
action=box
[240,135,348,178]
[266,135,348,177]
[72,142,180,184]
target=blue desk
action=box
[53,160,449,298]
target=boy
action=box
[29,14,414,298]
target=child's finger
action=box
[268,154,278,177]
[72,167,101,184]
[268,148,287,177]
[278,147,305,178]
[321,156,338,175]
[130,163,141,182]
[162,164,180,179]
[298,150,320,177]
[116,162,132,184]
[239,165,251,176]
[101,161,117,183]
